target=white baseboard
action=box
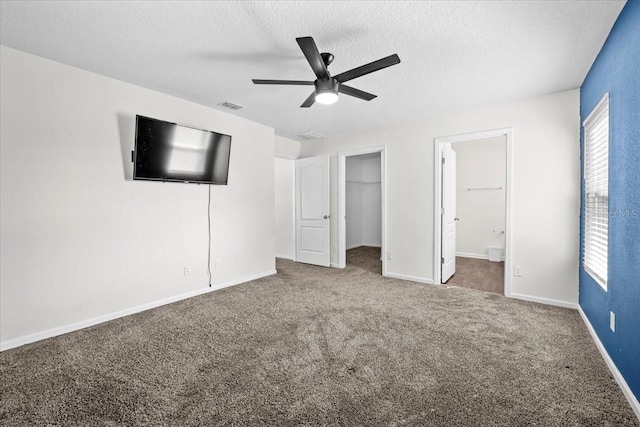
[0,270,277,352]
[456,252,505,261]
[385,271,434,285]
[456,251,488,260]
[578,307,640,420]
[508,292,578,309]
[275,254,294,261]
[347,244,382,250]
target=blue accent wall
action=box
[580,0,640,401]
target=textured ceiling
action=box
[0,1,625,141]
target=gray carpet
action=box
[1,256,638,426]
[446,256,505,295]
[347,246,382,275]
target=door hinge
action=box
[441,257,445,264]
[441,207,445,215]
[442,157,446,164]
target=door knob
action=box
[323,215,330,219]
[454,218,460,221]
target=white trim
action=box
[330,262,341,268]
[509,292,578,309]
[583,92,610,126]
[0,270,277,352]
[456,252,506,261]
[275,254,295,261]
[347,244,382,250]
[291,159,297,261]
[339,154,346,266]
[457,251,489,260]
[434,128,513,299]
[338,146,387,276]
[385,271,435,285]
[578,307,640,420]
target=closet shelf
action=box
[346,180,381,184]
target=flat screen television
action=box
[133,115,231,185]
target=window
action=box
[583,93,609,290]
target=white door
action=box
[441,145,457,283]
[296,156,330,267]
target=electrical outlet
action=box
[610,311,616,332]
[514,265,523,277]
[214,259,220,270]
[387,251,393,260]
[184,265,192,276]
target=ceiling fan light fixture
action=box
[314,78,339,105]
[315,91,339,105]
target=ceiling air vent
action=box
[298,130,325,140]
[218,101,245,111]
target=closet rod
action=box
[467,186,502,191]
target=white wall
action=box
[346,155,381,249]
[346,157,364,248]
[361,156,382,247]
[301,89,580,305]
[274,157,295,259]
[273,135,299,260]
[275,135,301,159]
[0,46,276,347]
[452,136,506,258]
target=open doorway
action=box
[434,129,512,296]
[338,146,387,276]
[446,136,507,294]
[345,153,382,273]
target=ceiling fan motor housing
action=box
[315,78,339,95]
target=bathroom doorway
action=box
[447,136,506,294]
[434,129,512,296]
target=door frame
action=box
[337,146,387,276]
[433,129,513,296]
[440,143,457,283]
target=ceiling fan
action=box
[252,36,400,108]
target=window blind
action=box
[583,93,609,290]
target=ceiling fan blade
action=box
[335,54,401,83]
[301,91,316,108]
[296,37,330,80]
[252,79,314,85]
[339,84,377,101]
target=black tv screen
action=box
[133,115,231,185]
